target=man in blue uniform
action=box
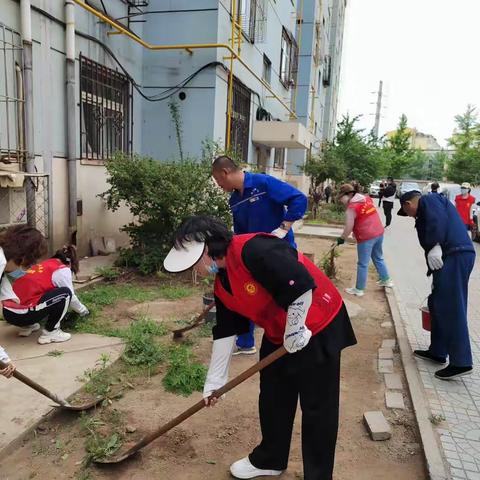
[398,190,475,380]
[212,155,307,354]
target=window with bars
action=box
[273,148,285,169]
[238,0,256,42]
[280,28,297,88]
[262,54,272,84]
[79,55,133,161]
[228,77,251,164]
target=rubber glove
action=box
[271,227,288,239]
[284,290,313,353]
[427,244,443,270]
[336,237,345,246]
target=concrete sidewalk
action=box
[0,254,123,456]
[383,205,480,480]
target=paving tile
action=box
[385,391,405,410]
[378,359,394,374]
[384,373,403,390]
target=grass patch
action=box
[80,354,115,399]
[85,432,122,463]
[47,349,64,357]
[307,203,345,225]
[163,345,207,396]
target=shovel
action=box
[95,345,288,464]
[172,301,215,339]
[0,359,104,411]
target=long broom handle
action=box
[0,359,68,406]
[124,346,288,453]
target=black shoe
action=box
[435,365,472,381]
[413,350,447,364]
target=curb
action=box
[385,288,451,480]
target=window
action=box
[80,55,132,161]
[280,28,297,88]
[273,148,285,169]
[262,54,271,84]
[313,22,321,66]
[228,77,251,164]
[322,55,332,86]
[238,0,256,42]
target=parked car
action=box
[397,182,420,198]
[468,187,480,242]
[369,180,382,198]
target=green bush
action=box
[101,151,231,274]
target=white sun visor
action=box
[163,240,205,273]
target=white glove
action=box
[271,227,288,239]
[203,335,235,400]
[284,290,313,353]
[0,345,10,363]
[427,244,443,270]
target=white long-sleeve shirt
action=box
[0,345,9,362]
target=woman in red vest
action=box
[164,215,356,480]
[455,182,476,231]
[0,226,88,345]
[336,183,393,297]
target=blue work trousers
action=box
[428,251,475,367]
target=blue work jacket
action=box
[229,172,307,248]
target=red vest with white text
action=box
[349,196,384,243]
[214,234,343,345]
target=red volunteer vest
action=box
[3,258,66,310]
[349,196,384,243]
[455,194,475,225]
[214,234,343,345]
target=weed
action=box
[95,266,122,281]
[47,350,64,357]
[158,285,194,300]
[122,319,166,367]
[319,248,340,279]
[85,432,122,463]
[80,354,113,398]
[75,469,92,480]
[197,322,212,338]
[163,345,207,396]
[79,413,105,435]
[429,413,446,425]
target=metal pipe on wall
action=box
[65,0,77,239]
[20,0,36,226]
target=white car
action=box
[369,181,382,198]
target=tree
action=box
[302,151,345,193]
[447,105,480,184]
[404,150,446,180]
[384,114,415,178]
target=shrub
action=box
[101,151,231,274]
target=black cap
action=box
[397,190,422,216]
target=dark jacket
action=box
[415,194,474,272]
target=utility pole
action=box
[373,80,383,139]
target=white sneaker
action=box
[377,278,394,288]
[38,328,71,345]
[232,347,257,356]
[230,457,283,479]
[17,323,41,337]
[345,287,365,297]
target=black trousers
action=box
[249,335,341,480]
[383,201,393,227]
[3,287,72,331]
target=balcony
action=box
[252,121,311,149]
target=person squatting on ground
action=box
[398,190,475,380]
[0,226,88,345]
[455,182,476,233]
[382,177,397,227]
[164,215,357,480]
[212,156,307,355]
[336,184,393,297]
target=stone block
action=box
[363,411,391,441]
[382,339,396,349]
[381,321,393,328]
[384,373,403,390]
[378,347,394,360]
[378,359,394,373]
[385,391,405,409]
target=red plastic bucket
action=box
[420,306,431,331]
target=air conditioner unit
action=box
[0,187,27,225]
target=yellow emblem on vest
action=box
[244,282,257,295]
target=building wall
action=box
[0,0,141,254]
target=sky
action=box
[338,0,480,147]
